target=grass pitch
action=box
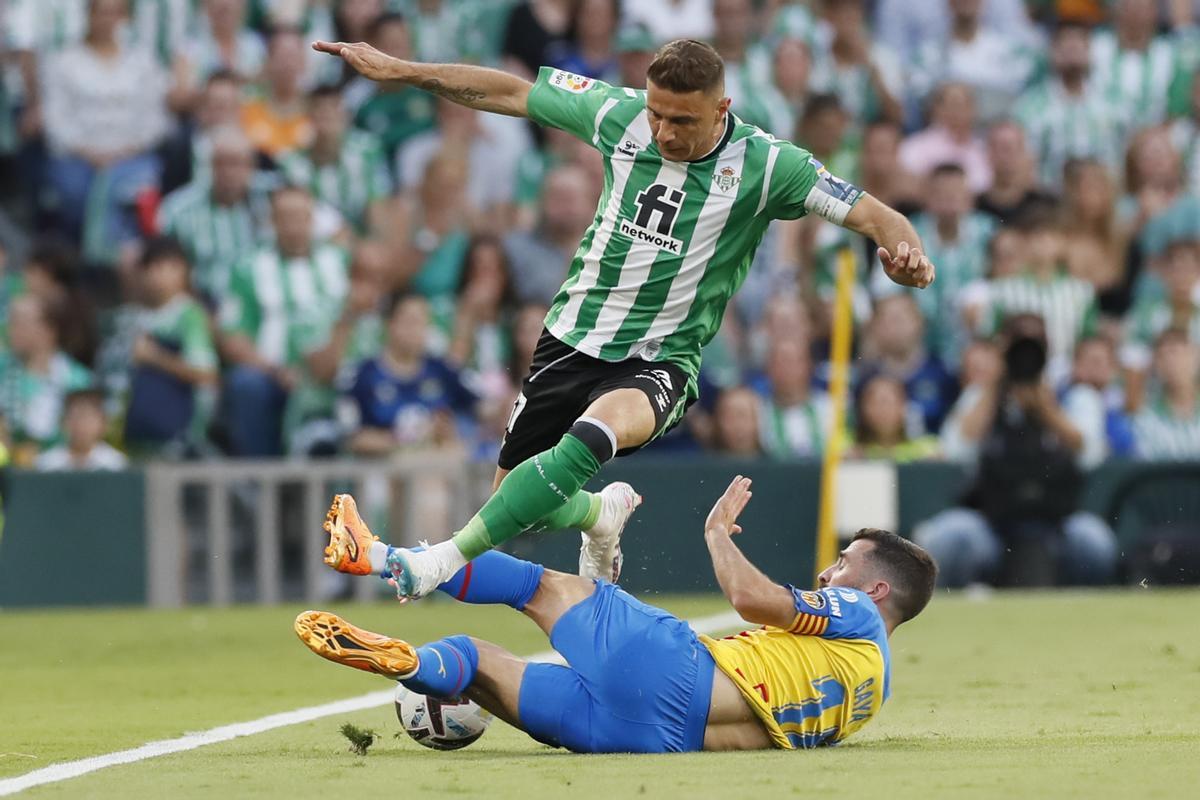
[2,590,1199,799]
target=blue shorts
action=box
[517,580,715,754]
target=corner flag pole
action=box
[815,247,855,582]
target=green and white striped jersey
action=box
[0,351,92,447]
[1090,29,1185,130]
[1120,294,1200,370]
[219,243,350,368]
[526,67,862,394]
[1134,397,1200,460]
[982,268,1098,378]
[278,131,392,234]
[1169,117,1200,197]
[1015,78,1125,185]
[157,179,272,298]
[760,393,833,459]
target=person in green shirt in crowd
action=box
[348,13,437,162]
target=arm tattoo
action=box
[418,78,486,104]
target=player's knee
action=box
[580,389,657,450]
[567,416,619,464]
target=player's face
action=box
[645,81,731,162]
[817,540,885,596]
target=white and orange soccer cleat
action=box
[322,494,380,576]
[294,610,418,679]
[579,482,642,583]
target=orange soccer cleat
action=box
[294,610,419,679]
[322,494,379,575]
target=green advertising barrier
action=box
[506,457,824,594]
[0,470,146,608]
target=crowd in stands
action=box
[1,0,1199,510]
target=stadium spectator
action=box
[557,0,620,84]
[911,0,1036,124]
[622,0,715,43]
[757,337,830,459]
[184,0,266,86]
[921,314,1117,588]
[279,86,393,235]
[341,292,477,455]
[396,151,472,301]
[1016,22,1124,187]
[874,163,995,368]
[975,120,1055,225]
[20,238,98,369]
[978,212,1099,384]
[1121,239,1200,409]
[873,0,1037,61]
[120,238,218,456]
[35,388,127,471]
[710,0,781,135]
[42,0,169,263]
[160,70,246,194]
[809,0,902,126]
[288,239,390,456]
[504,164,596,306]
[1067,335,1136,458]
[899,83,992,194]
[861,294,958,435]
[1123,127,1186,249]
[615,24,657,90]
[448,235,517,394]
[502,0,572,80]
[849,374,940,463]
[157,127,271,300]
[332,0,385,58]
[397,98,532,225]
[858,120,921,216]
[1091,0,1183,131]
[346,13,437,162]
[0,294,92,461]
[219,185,349,456]
[1061,157,1134,314]
[797,94,856,182]
[1133,329,1200,458]
[769,37,813,138]
[240,27,313,160]
[711,385,763,457]
[1168,66,1200,196]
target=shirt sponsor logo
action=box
[827,590,842,617]
[713,165,742,193]
[548,69,593,94]
[617,218,682,254]
[837,589,860,603]
[800,590,826,610]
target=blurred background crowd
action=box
[2,0,1200,585]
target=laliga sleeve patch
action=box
[547,69,594,94]
[803,158,864,225]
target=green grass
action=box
[2,590,1199,799]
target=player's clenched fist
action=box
[878,241,935,289]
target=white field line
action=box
[0,610,743,796]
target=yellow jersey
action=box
[700,586,890,749]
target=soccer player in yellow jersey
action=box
[295,476,937,752]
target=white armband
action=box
[803,160,865,225]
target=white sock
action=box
[369,541,391,570]
[429,539,469,578]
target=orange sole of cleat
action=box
[294,610,418,679]
[322,494,378,576]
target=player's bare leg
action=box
[460,639,530,730]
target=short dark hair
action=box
[368,11,406,41]
[385,288,427,318]
[139,236,190,270]
[646,39,725,94]
[930,162,967,181]
[309,83,344,104]
[851,528,937,624]
[64,388,106,415]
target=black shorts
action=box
[497,330,691,470]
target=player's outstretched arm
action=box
[843,194,936,290]
[704,476,796,629]
[312,41,532,118]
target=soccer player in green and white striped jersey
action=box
[312,37,935,598]
[279,86,392,235]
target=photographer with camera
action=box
[916,314,1117,588]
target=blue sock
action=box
[433,550,544,610]
[402,635,479,698]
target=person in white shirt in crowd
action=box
[42,0,169,263]
[621,0,715,44]
[911,0,1037,125]
[184,0,267,88]
[35,388,128,471]
[873,0,1037,62]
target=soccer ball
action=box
[393,684,492,750]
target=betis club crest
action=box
[713,166,741,192]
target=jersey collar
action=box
[687,114,735,163]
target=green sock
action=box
[536,490,602,532]
[453,434,602,559]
